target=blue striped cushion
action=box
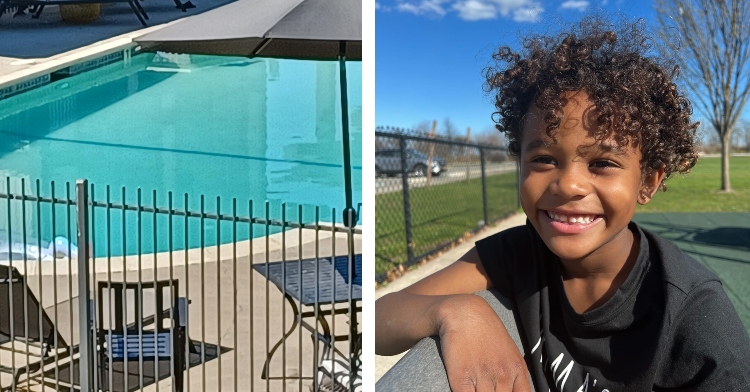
[105,333,172,359]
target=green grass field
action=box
[375,156,750,278]
[375,172,518,277]
[636,156,750,212]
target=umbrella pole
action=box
[339,42,356,228]
[338,41,360,384]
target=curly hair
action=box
[483,16,698,190]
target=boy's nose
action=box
[550,166,589,199]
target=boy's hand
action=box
[435,295,533,392]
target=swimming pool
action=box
[0,51,362,257]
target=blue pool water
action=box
[0,52,362,257]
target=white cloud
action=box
[560,0,589,11]
[396,0,448,16]
[494,0,533,17]
[453,0,497,20]
[395,0,543,22]
[512,5,543,22]
[376,2,393,11]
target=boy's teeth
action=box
[547,211,596,224]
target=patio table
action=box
[253,254,362,380]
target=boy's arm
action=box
[375,247,533,392]
[375,247,492,355]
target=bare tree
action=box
[414,120,433,136]
[474,128,505,147]
[442,118,458,140]
[441,118,459,158]
[655,0,750,192]
[703,129,722,154]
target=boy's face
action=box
[519,92,659,262]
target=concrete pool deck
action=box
[0,0,241,90]
[1,29,146,93]
[0,0,237,58]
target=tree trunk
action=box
[721,134,732,192]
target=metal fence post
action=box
[480,148,488,227]
[76,179,94,392]
[399,136,415,263]
[346,207,359,391]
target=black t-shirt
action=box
[475,221,750,391]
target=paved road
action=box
[375,162,517,195]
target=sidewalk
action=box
[374,212,527,381]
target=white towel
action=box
[315,356,362,392]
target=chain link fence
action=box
[375,126,519,283]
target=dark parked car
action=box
[375,148,447,177]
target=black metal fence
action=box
[375,127,519,283]
[0,177,362,392]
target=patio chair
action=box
[0,264,72,391]
[0,0,32,17]
[96,280,192,392]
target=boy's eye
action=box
[531,156,556,165]
[590,160,619,169]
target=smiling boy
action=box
[375,17,750,391]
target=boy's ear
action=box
[639,166,665,205]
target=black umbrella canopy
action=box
[137,0,362,227]
[136,0,362,60]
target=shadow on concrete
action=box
[693,227,750,250]
[0,0,235,58]
[634,220,750,252]
[41,341,231,391]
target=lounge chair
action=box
[6,0,149,25]
[0,264,71,391]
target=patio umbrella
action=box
[135,0,361,385]
[136,0,361,228]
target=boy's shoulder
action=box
[638,224,721,295]
[476,221,535,257]
[482,221,534,243]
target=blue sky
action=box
[375,0,658,138]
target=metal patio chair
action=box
[96,280,192,392]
